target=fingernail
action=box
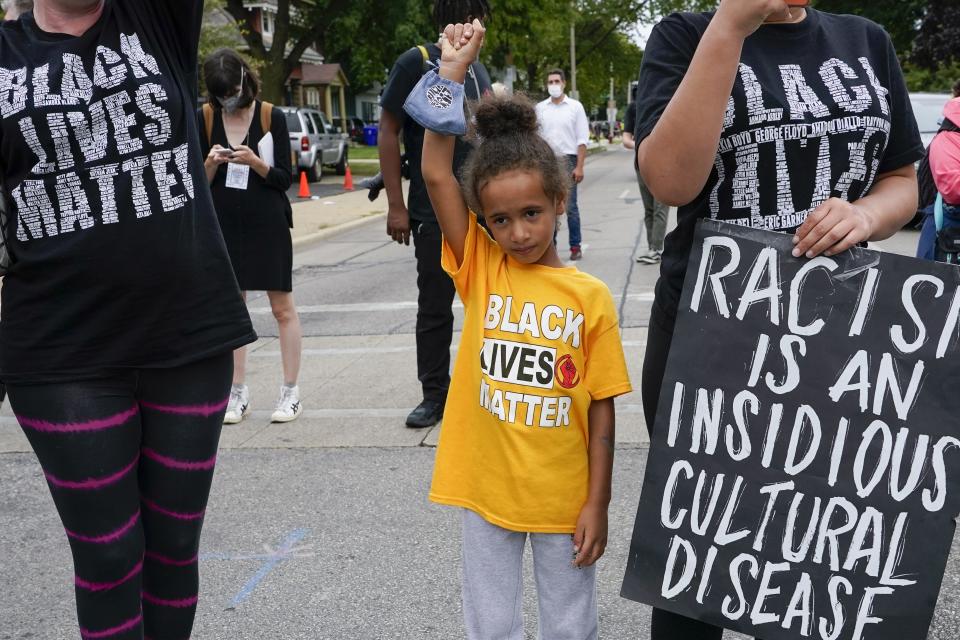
[806,251,814,258]
[792,248,801,258]
[792,236,799,244]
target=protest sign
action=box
[622,219,960,640]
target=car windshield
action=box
[285,112,302,133]
[910,95,950,133]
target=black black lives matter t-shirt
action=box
[0,1,257,383]
[635,9,924,326]
[380,43,491,223]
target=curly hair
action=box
[461,93,569,216]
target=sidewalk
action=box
[288,185,390,247]
[287,143,611,247]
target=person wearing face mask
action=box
[626,1,922,639]
[0,1,257,639]
[200,48,302,425]
[535,69,590,261]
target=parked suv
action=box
[281,106,349,181]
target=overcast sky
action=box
[631,21,655,47]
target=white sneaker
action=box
[271,385,303,423]
[223,384,250,424]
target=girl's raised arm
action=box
[421,20,485,265]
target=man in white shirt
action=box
[535,69,590,260]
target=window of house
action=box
[361,101,378,123]
[261,10,274,35]
[305,87,321,108]
[331,90,342,119]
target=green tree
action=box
[911,0,960,73]
[200,0,242,63]
[808,0,925,59]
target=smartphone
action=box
[214,147,233,156]
[786,0,810,6]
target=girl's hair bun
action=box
[474,93,539,139]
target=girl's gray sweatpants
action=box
[461,509,599,640]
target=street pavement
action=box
[1,145,958,639]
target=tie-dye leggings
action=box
[7,352,233,640]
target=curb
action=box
[291,211,386,248]
[287,148,607,250]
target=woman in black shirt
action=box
[0,1,256,638]
[629,1,922,638]
[200,49,303,426]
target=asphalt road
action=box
[1,147,956,639]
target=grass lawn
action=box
[349,144,380,160]
[347,162,380,177]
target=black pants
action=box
[413,220,455,403]
[8,352,233,640]
[642,304,765,640]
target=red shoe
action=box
[570,246,582,261]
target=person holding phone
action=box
[630,1,922,638]
[201,48,303,425]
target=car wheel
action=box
[335,147,348,176]
[308,154,322,182]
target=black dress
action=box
[202,101,294,292]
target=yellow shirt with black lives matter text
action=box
[429,215,632,533]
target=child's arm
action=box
[574,397,615,568]
[422,20,485,265]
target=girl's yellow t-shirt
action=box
[429,215,633,533]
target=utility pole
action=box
[607,63,616,142]
[569,1,578,100]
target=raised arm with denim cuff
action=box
[403,69,468,137]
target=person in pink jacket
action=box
[929,97,960,207]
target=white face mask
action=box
[547,84,563,99]
[218,66,245,113]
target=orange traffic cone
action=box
[297,170,310,198]
[343,165,354,191]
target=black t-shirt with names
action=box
[379,43,491,223]
[0,1,257,383]
[634,9,924,325]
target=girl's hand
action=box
[226,144,267,173]
[573,501,608,568]
[714,0,792,39]
[440,19,485,67]
[792,197,876,258]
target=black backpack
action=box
[918,116,960,211]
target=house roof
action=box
[301,63,349,87]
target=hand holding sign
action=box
[622,220,960,640]
[792,197,874,259]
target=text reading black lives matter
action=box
[622,220,960,640]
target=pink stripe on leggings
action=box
[75,559,143,592]
[142,447,216,471]
[145,550,198,567]
[80,614,142,639]
[142,591,199,608]
[141,497,205,521]
[46,456,139,490]
[139,396,229,417]
[17,406,139,433]
[66,511,140,545]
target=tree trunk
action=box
[527,62,539,93]
[260,62,289,104]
